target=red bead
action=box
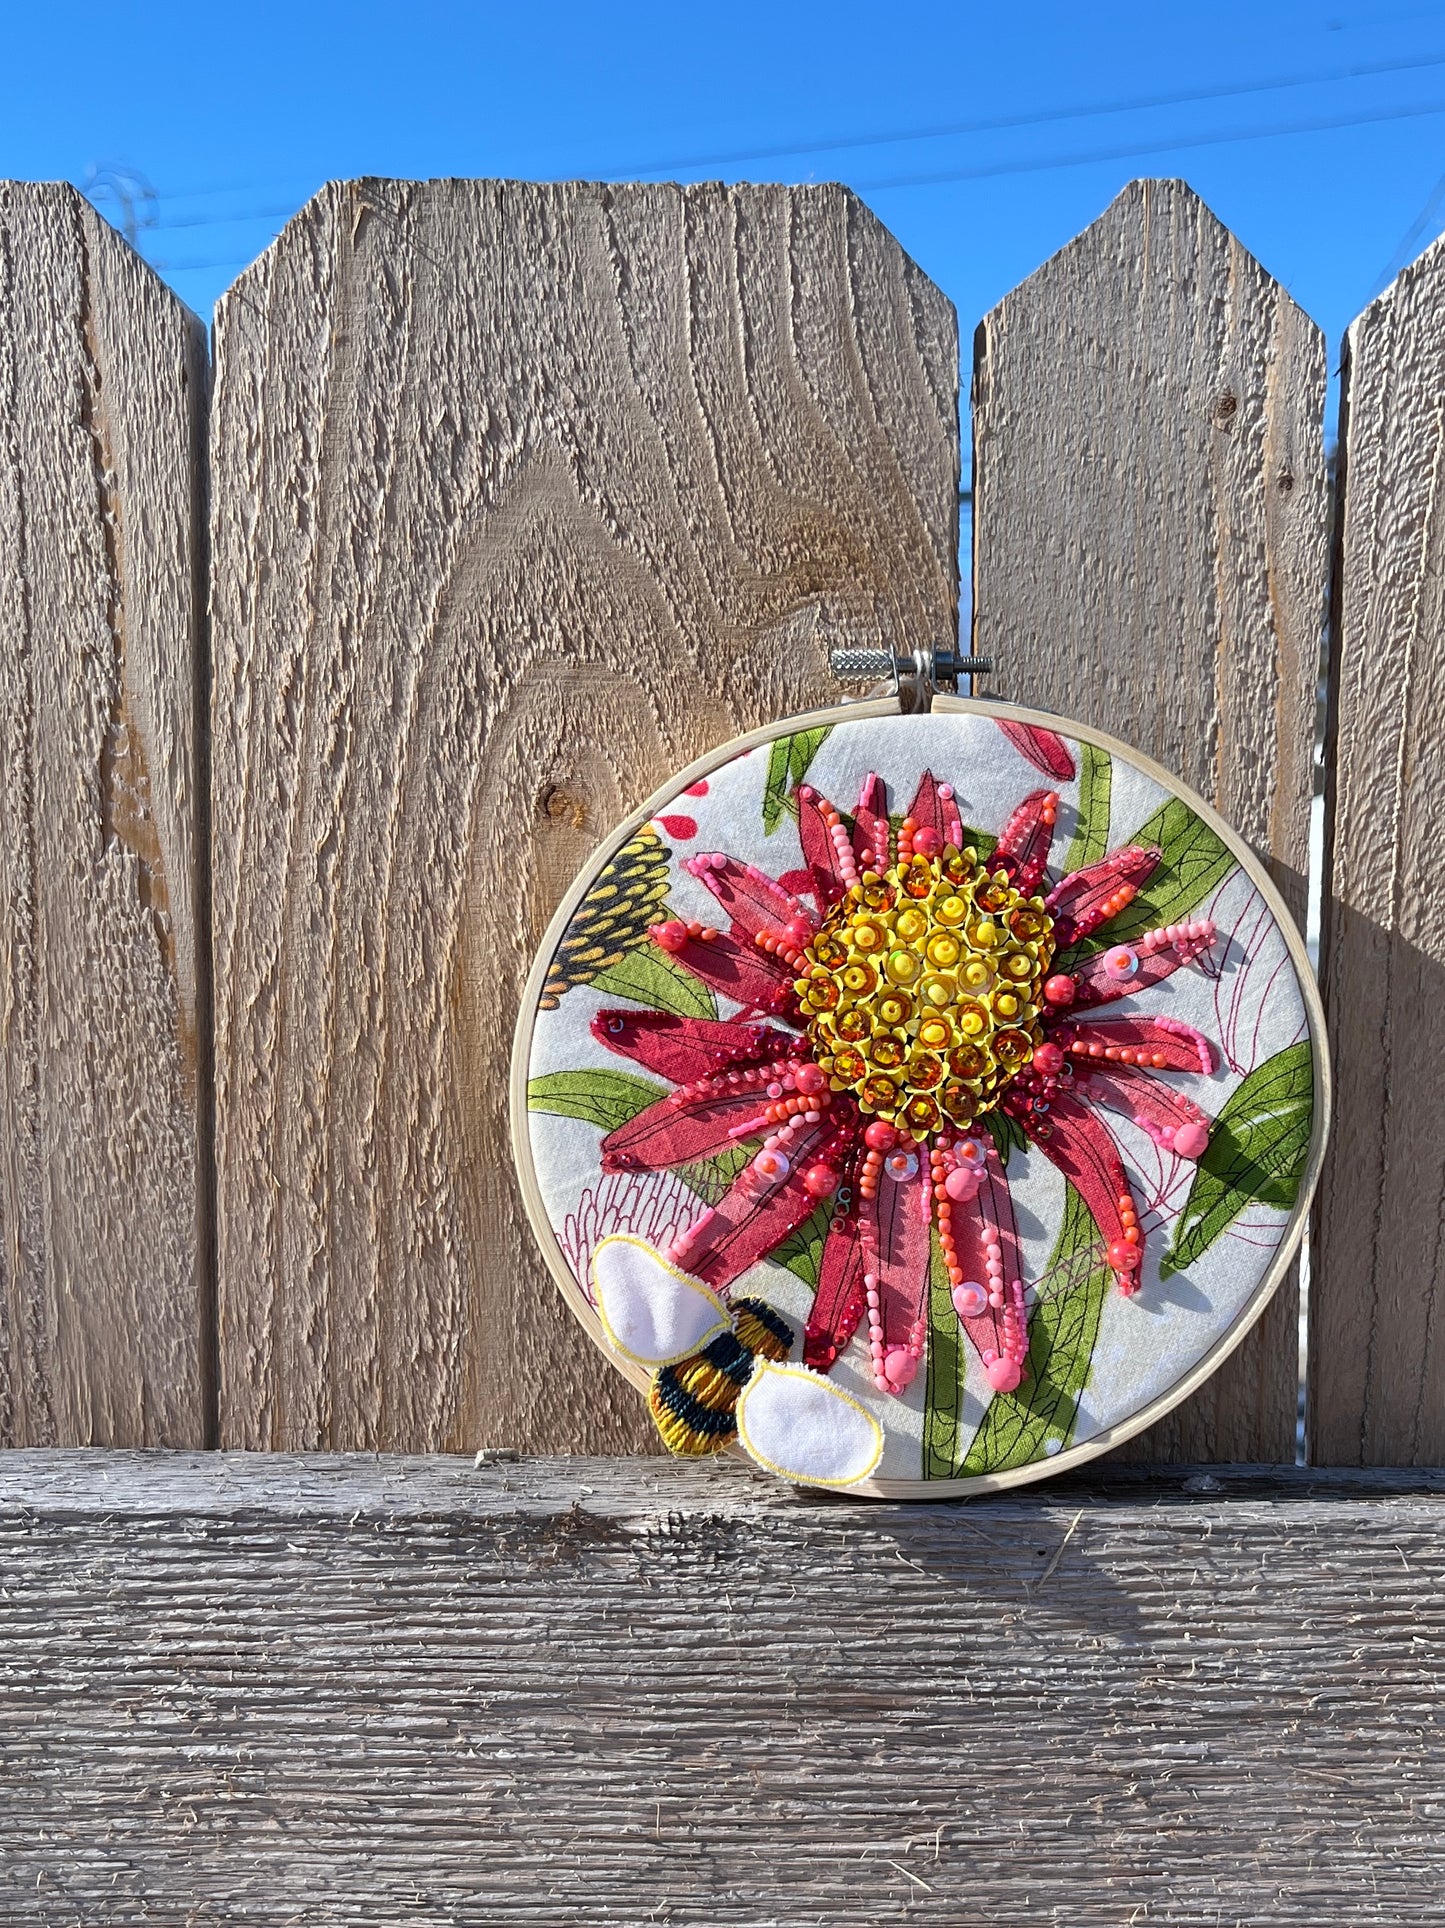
[802,1163,839,1199]
[653,919,689,953]
[912,826,942,857]
[864,1121,898,1151]
[1043,974,1076,1007]
[1109,1240,1141,1271]
[795,1062,827,1094]
[1033,1040,1065,1075]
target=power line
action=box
[1367,167,1445,295]
[853,94,1445,191]
[602,47,1445,178]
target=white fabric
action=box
[591,1235,729,1366]
[736,1360,884,1488]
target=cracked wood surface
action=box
[1311,237,1445,1464]
[2,1450,1443,1925]
[208,179,959,1452]
[972,179,1327,1463]
[0,184,209,1446]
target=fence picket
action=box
[972,179,1328,1461]
[1310,240,1445,1464]
[208,180,960,1451]
[0,184,210,1445]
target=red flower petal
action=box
[795,787,851,908]
[1069,1061,1214,1154]
[802,1144,868,1371]
[994,788,1057,895]
[1013,1091,1141,1291]
[591,1010,795,1084]
[600,1086,778,1172]
[1047,1015,1214,1075]
[660,930,799,1017]
[684,852,813,942]
[687,1121,844,1292]
[852,772,890,873]
[870,1157,934,1356]
[998,719,1076,780]
[946,1144,1028,1367]
[907,770,947,843]
[1045,845,1161,945]
[656,814,697,840]
[1068,921,1216,1012]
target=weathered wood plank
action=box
[1,1451,1442,1924]
[972,178,1327,1463]
[1311,239,1445,1464]
[209,180,958,1452]
[0,184,209,1446]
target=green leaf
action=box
[923,1228,966,1478]
[762,727,834,833]
[960,1183,1112,1477]
[590,939,717,1019]
[675,1142,752,1206]
[769,1202,834,1289]
[1059,795,1234,964]
[1064,742,1112,875]
[1161,1041,1314,1276]
[527,1068,666,1135]
[983,1108,1027,1163]
[959,824,999,862]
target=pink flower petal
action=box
[993,788,1057,895]
[600,1086,780,1172]
[591,1010,795,1084]
[1069,1061,1214,1156]
[802,1144,868,1371]
[795,787,851,909]
[852,772,890,873]
[945,1143,1027,1366]
[869,1157,934,1357]
[1068,921,1216,1012]
[998,719,1076,780]
[1013,1091,1141,1291]
[686,1121,844,1292]
[1047,1015,1213,1075]
[684,852,813,942]
[907,770,947,842]
[660,929,799,1018]
[1044,845,1161,945]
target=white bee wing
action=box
[591,1235,730,1367]
[735,1360,884,1488]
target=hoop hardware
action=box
[829,643,993,710]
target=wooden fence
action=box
[2,175,1443,1922]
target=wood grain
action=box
[1310,238,1445,1463]
[972,178,1328,1463]
[2,1450,1443,1924]
[0,184,209,1446]
[209,179,959,1451]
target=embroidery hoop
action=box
[510,692,1331,1499]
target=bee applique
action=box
[591,1236,884,1489]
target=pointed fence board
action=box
[1310,239,1445,1464]
[972,179,1328,1462]
[209,179,959,1451]
[0,185,210,1447]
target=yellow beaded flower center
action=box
[795,848,1056,1138]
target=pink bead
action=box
[952,1280,988,1319]
[1043,974,1076,1007]
[803,1162,839,1199]
[1108,1239,1141,1271]
[883,1347,918,1390]
[913,826,942,857]
[1173,1121,1210,1160]
[653,919,689,953]
[938,784,954,801]
[944,1165,983,1203]
[754,1149,790,1183]
[985,1242,1002,1262]
[1103,945,1139,980]
[1033,1041,1064,1076]
[885,1150,919,1182]
[795,1062,826,1094]
[984,1356,1023,1393]
[864,1120,898,1152]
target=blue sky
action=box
[6,1,1445,400]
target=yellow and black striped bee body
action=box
[648,1297,794,1456]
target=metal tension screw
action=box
[829,643,993,697]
